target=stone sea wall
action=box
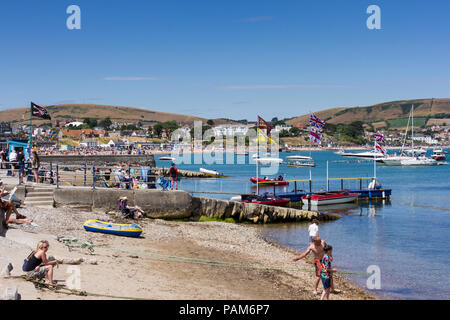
[52,187,339,223]
[40,154,156,167]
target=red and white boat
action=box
[301,192,360,206]
[431,149,446,161]
[250,177,289,186]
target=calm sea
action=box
[155,149,450,300]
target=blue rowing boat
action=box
[83,219,142,238]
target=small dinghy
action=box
[83,219,142,238]
[200,168,222,176]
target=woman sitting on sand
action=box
[22,240,59,284]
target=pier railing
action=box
[327,176,373,191]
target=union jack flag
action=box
[309,127,322,145]
[374,131,385,144]
[375,142,386,156]
[310,114,325,129]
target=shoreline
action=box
[0,205,375,300]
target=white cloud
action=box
[219,84,352,90]
[104,77,159,81]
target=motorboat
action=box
[286,155,313,160]
[285,160,315,167]
[255,157,284,164]
[431,149,446,161]
[250,177,289,186]
[241,193,290,207]
[301,192,360,206]
[339,150,386,160]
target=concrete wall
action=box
[40,154,155,167]
[53,187,338,223]
[53,188,193,219]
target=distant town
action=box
[1,114,449,152]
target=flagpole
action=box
[30,102,33,152]
[373,134,376,180]
[256,119,259,196]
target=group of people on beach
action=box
[0,179,33,229]
[292,219,341,300]
[0,148,41,184]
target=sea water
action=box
[155,149,450,300]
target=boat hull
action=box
[250,177,289,186]
[301,193,360,206]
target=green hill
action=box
[285,98,450,129]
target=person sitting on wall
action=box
[119,196,144,219]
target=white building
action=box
[212,125,251,137]
[273,124,292,133]
[412,135,438,145]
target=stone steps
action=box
[23,187,55,208]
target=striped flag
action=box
[309,127,322,145]
[375,141,386,156]
[310,114,325,129]
[374,131,385,144]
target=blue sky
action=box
[1,0,449,120]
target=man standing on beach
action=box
[292,236,325,295]
[308,219,319,243]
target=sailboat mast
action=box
[411,104,414,151]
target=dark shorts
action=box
[19,165,25,174]
[322,277,331,290]
[171,176,177,182]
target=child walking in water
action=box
[320,244,337,300]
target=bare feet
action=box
[331,289,342,294]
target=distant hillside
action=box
[286,98,450,129]
[0,104,239,126]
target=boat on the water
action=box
[380,105,436,167]
[339,150,386,160]
[285,160,315,167]
[431,149,446,161]
[286,155,313,160]
[159,156,175,161]
[199,168,222,176]
[241,193,290,207]
[250,177,289,186]
[301,192,360,206]
[255,157,284,164]
[83,219,143,238]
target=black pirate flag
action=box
[31,102,51,120]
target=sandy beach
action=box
[0,205,375,300]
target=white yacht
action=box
[380,105,436,166]
[339,150,386,160]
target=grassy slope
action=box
[285,98,450,128]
